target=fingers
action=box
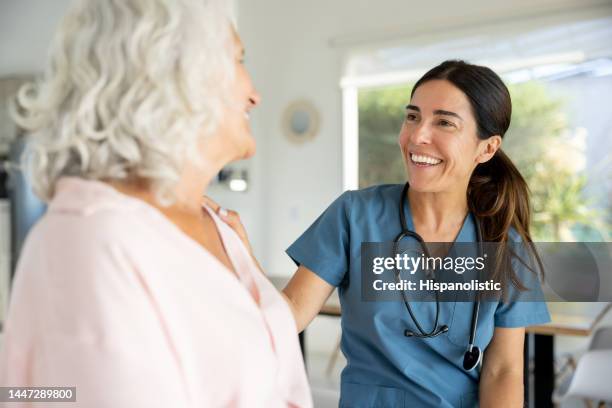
[201,198,253,254]
[202,196,243,233]
[202,197,240,222]
[220,209,242,226]
[201,196,220,212]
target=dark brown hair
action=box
[411,60,543,290]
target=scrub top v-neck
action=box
[287,184,550,408]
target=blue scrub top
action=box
[287,184,551,408]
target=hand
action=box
[201,196,254,255]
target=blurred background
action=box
[1,0,611,407]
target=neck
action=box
[109,155,227,216]
[173,160,223,214]
[408,187,469,234]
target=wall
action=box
[0,1,74,77]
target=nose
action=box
[410,121,432,145]
[248,89,261,108]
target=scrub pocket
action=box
[447,301,494,349]
[339,382,405,408]
[447,301,474,347]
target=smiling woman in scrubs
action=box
[216,60,550,407]
[284,60,551,408]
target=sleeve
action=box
[286,191,352,287]
[495,301,551,328]
[494,236,551,328]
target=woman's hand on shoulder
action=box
[202,196,255,257]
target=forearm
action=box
[479,370,523,408]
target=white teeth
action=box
[411,153,441,165]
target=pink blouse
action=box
[0,177,312,408]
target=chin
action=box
[243,139,256,159]
[406,175,437,193]
[233,143,255,161]
[242,148,255,160]
[230,132,256,161]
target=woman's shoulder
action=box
[304,183,404,222]
[347,183,404,203]
[326,184,403,221]
[46,177,166,239]
[18,180,166,271]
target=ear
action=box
[476,135,502,164]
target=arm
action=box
[479,327,525,408]
[282,265,335,332]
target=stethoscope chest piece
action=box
[462,345,482,371]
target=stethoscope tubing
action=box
[396,182,483,370]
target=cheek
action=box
[245,140,256,157]
[398,127,410,150]
[445,140,478,173]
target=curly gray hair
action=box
[12,0,236,204]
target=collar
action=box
[48,177,145,216]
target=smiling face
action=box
[398,79,500,194]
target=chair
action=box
[553,326,612,407]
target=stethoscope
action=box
[394,182,483,371]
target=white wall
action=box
[0,0,74,77]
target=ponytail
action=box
[468,149,544,291]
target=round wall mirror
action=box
[282,99,320,144]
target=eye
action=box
[438,119,455,128]
[405,113,418,122]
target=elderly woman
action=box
[0,1,311,407]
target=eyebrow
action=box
[405,105,463,121]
